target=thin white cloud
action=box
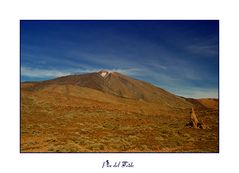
[110,68,143,76]
[143,62,168,71]
[21,67,71,78]
[186,44,218,56]
[171,87,218,99]
[21,66,142,79]
[185,37,218,56]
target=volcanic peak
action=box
[98,70,112,78]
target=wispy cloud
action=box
[142,62,168,70]
[108,68,144,76]
[171,87,218,99]
[186,44,218,56]
[20,21,218,98]
[185,36,218,56]
[21,66,143,79]
[21,67,72,78]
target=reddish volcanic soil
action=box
[21,71,219,152]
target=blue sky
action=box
[20,20,219,98]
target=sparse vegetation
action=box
[21,77,218,153]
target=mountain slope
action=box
[185,98,218,110]
[24,70,192,109]
[21,70,219,152]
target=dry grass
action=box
[21,84,219,152]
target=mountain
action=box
[23,70,192,109]
[185,98,218,110]
[21,70,219,152]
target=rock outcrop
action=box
[186,107,206,129]
[190,107,199,128]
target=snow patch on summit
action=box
[98,70,111,78]
[100,71,108,77]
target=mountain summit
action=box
[98,70,112,78]
[27,70,192,108]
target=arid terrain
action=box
[21,71,219,152]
